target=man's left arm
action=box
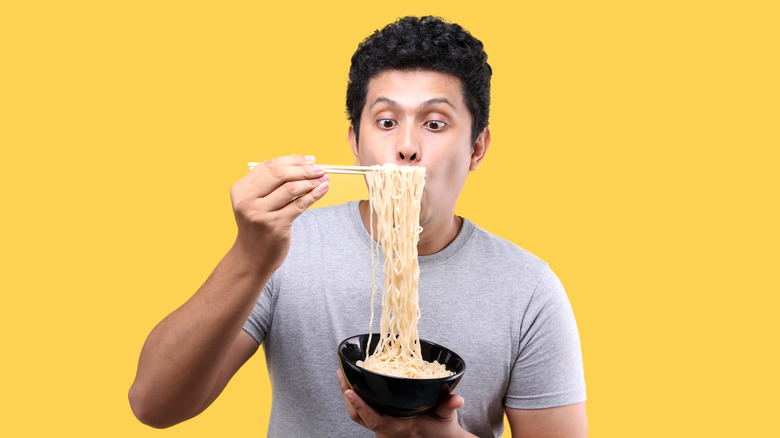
[502,266,587,436]
[506,403,587,438]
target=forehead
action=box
[364,70,466,110]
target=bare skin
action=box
[506,404,588,438]
[128,155,329,428]
[349,70,490,256]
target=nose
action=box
[396,125,421,164]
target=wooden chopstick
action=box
[321,165,372,175]
[247,162,371,175]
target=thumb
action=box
[432,394,464,420]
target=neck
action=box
[358,200,462,256]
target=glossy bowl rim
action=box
[337,333,467,381]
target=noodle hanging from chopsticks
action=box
[357,164,453,379]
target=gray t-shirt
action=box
[243,201,586,438]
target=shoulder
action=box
[296,201,354,224]
[286,201,367,263]
[461,219,552,283]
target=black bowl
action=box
[338,334,466,417]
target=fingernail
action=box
[317,181,329,192]
[313,164,324,172]
[304,155,316,163]
[319,173,330,182]
[346,391,355,403]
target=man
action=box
[129,16,587,437]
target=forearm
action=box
[129,244,272,427]
[130,155,329,427]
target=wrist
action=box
[224,243,277,281]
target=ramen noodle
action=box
[356,164,453,379]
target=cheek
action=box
[435,156,470,185]
[357,139,396,164]
[356,146,379,165]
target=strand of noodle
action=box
[365,168,386,361]
[356,164,452,379]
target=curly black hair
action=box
[346,16,492,145]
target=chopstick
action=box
[320,165,372,175]
[247,162,372,175]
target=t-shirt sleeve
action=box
[504,266,586,409]
[242,272,277,345]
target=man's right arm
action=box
[128,155,330,428]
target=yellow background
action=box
[1,1,778,436]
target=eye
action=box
[424,120,446,131]
[378,119,397,129]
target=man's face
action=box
[349,70,489,228]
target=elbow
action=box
[128,382,179,429]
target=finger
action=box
[431,394,464,420]
[336,369,350,392]
[277,179,329,216]
[263,174,330,211]
[248,154,316,170]
[337,370,366,427]
[267,154,317,167]
[243,156,325,198]
[246,161,324,198]
[343,388,388,432]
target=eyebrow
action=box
[368,96,457,110]
[421,98,456,109]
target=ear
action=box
[469,127,491,171]
[348,125,361,165]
